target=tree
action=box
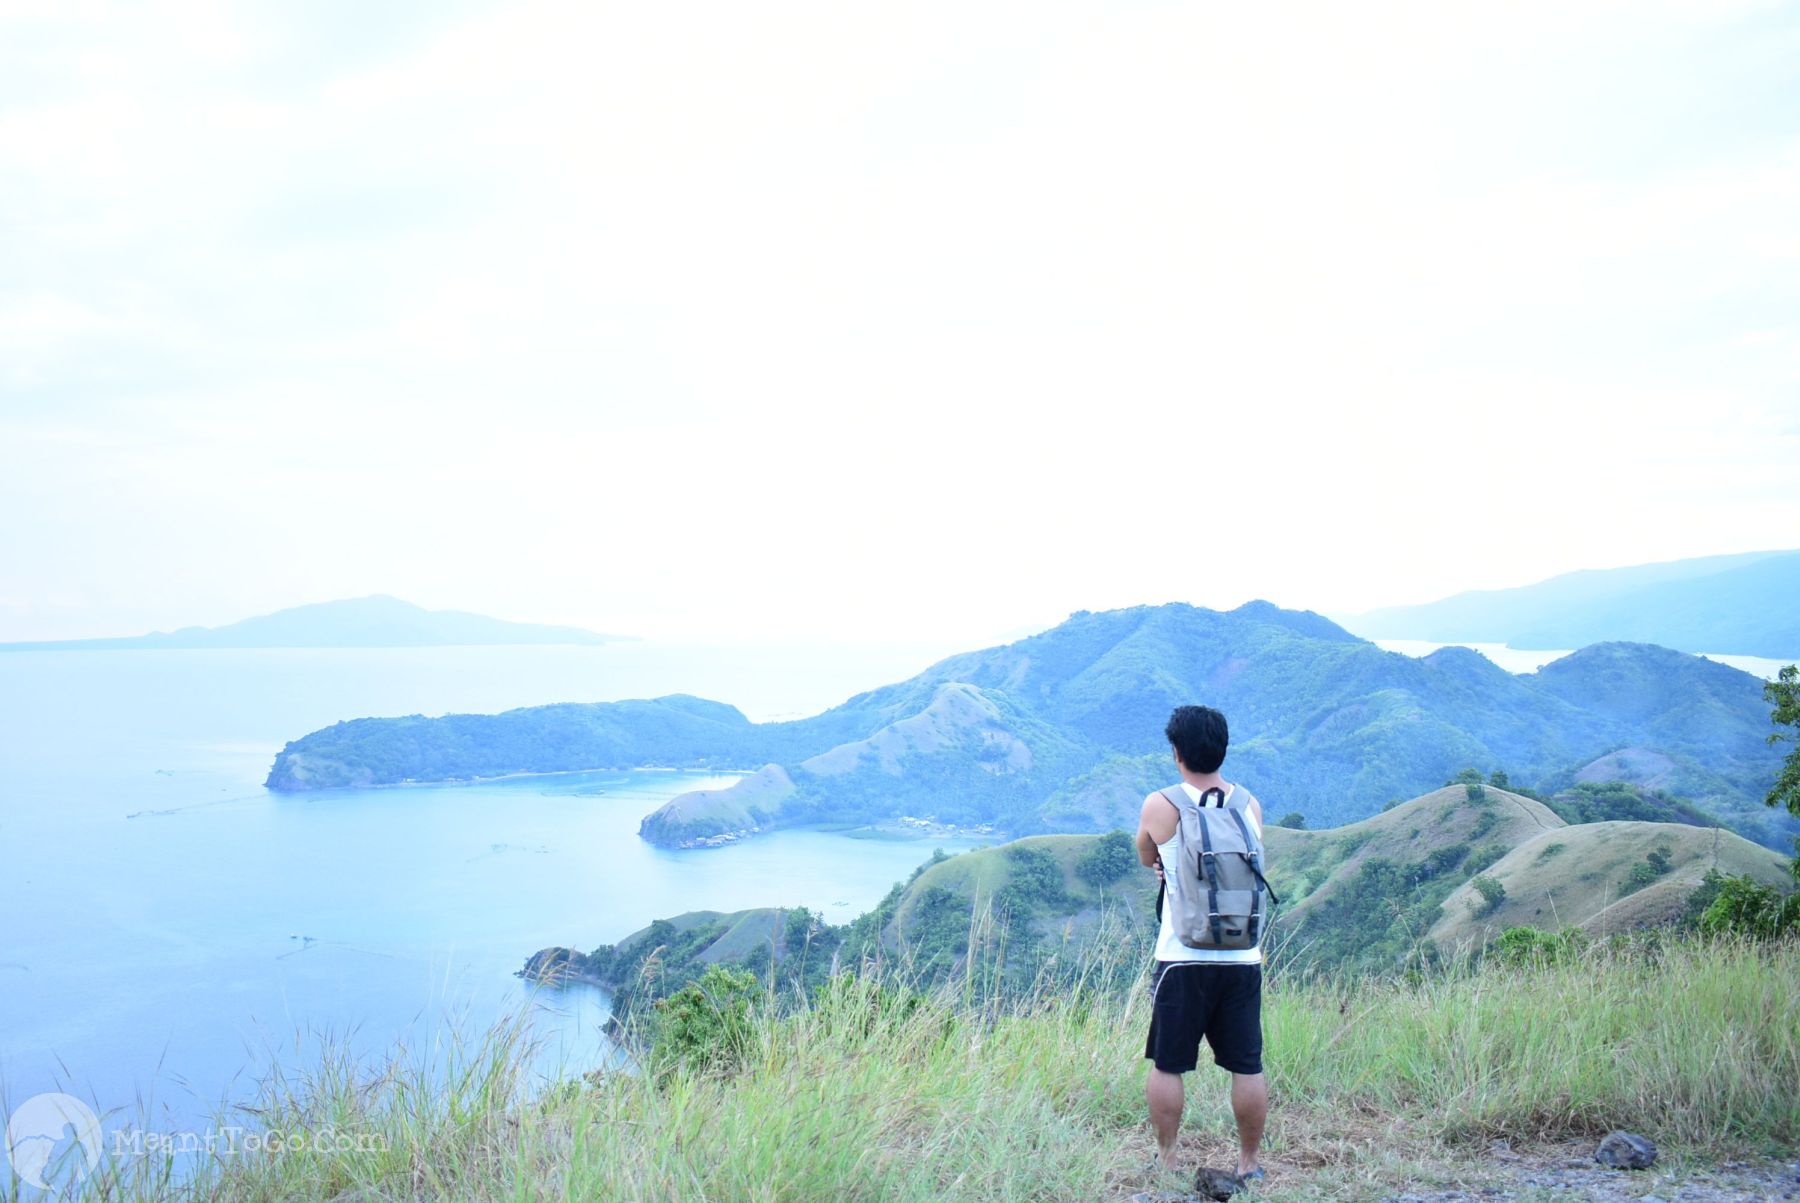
[1698,873,1800,939]
[650,965,763,1075]
[1491,925,1576,964]
[1488,769,1510,789]
[1075,830,1137,887]
[1275,811,1307,830]
[1765,664,1800,879]
[1469,875,1506,918]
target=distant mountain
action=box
[528,785,1793,1010]
[1340,550,1800,658]
[265,601,1792,850]
[0,595,621,651]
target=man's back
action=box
[1134,705,1269,1184]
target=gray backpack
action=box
[1160,783,1279,951]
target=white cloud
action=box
[1,0,1797,644]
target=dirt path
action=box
[1126,1139,1800,1202]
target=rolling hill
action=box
[1341,549,1800,658]
[535,783,1793,1019]
[1429,819,1787,948]
[266,600,1792,851]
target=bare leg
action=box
[1147,1067,1184,1169]
[1230,1071,1267,1176]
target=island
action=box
[266,600,1798,854]
[0,594,623,651]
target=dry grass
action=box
[19,936,1797,1203]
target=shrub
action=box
[909,848,952,882]
[1623,844,1675,894]
[1492,925,1587,965]
[1466,783,1487,802]
[1465,843,1508,875]
[995,845,1070,918]
[1469,875,1506,918]
[1492,926,1556,964]
[1075,830,1137,888]
[650,965,763,1075]
[1275,811,1308,829]
[1698,874,1800,939]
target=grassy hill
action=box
[553,784,1794,1020]
[1258,785,1563,971]
[1430,820,1791,949]
[267,601,1793,853]
[634,765,798,847]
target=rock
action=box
[1596,1131,1658,1170]
[1194,1167,1242,1200]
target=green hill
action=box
[267,600,1792,851]
[266,695,762,789]
[1342,549,1800,658]
[540,784,1794,1018]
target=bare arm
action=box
[1135,824,1160,869]
[1135,790,1179,870]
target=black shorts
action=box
[1144,960,1263,1076]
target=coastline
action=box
[300,765,759,791]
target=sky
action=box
[3,0,1798,646]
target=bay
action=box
[0,643,980,1149]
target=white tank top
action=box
[1153,781,1264,965]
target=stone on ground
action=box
[1595,1130,1658,1170]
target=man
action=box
[1135,704,1267,1182]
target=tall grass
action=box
[21,936,1797,1202]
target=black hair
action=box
[1166,705,1228,774]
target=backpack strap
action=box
[1195,797,1225,946]
[1223,806,1279,946]
[1222,807,1281,903]
[1155,789,1188,927]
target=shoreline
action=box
[281,765,760,792]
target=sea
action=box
[0,640,983,1169]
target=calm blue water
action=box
[0,645,979,1156]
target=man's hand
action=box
[1152,856,1165,883]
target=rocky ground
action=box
[1126,1139,1800,1202]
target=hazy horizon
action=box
[5,2,1798,647]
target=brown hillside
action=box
[1429,821,1791,951]
[1266,786,1565,928]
